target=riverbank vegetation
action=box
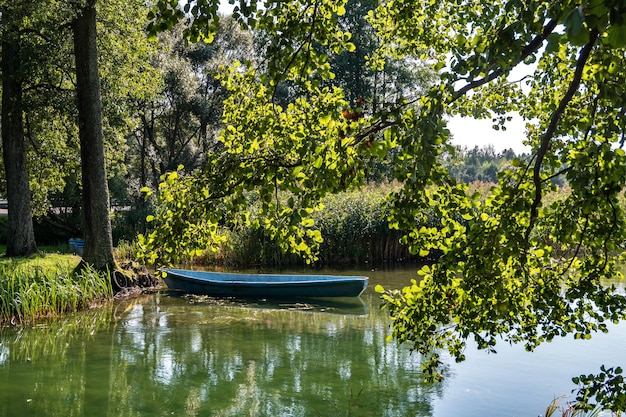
[0,253,111,326]
[192,182,412,267]
[187,179,519,267]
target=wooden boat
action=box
[160,268,368,297]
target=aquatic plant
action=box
[0,257,112,326]
[544,396,618,417]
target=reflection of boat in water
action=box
[163,292,370,316]
[160,268,368,298]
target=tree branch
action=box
[525,30,600,241]
[452,18,559,102]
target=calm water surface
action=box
[0,266,624,417]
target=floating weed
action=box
[0,258,112,326]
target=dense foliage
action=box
[143,0,626,410]
[193,183,428,266]
[0,0,160,256]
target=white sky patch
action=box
[447,63,536,154]
[447,59,537,155]
[218,0,235,14]
[448,113,530,154]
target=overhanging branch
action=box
[452,18,558,102]
[525,30,600,241]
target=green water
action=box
[0,266,624,417]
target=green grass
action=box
[0,251,113,326]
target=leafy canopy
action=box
[146,0,626,410]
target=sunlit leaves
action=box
[137,166,228,266]
[146,1,626,409]
[140,56,374,265]
[574,366,626,412]
[367,0,626,409]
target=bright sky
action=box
[448,114,530,155]
[447,60,535,155]
[218,1,234,14]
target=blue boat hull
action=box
[161,269,368,298]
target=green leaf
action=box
[564,6,589,45]
[606,25,626,48]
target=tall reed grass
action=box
[0,256,112,326]
[192,183,428,267]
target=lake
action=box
[0,265,624,417]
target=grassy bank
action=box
[0,252,112,326]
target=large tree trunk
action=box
[1,18,38,257]
[72,1,115,271]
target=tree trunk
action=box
[1,19,38,257]
[72,1,115,271]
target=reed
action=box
[0,254,112,326]
[166,181,584,267]
[544,397,614,417]
[114,239,141,262]
[195,183,423,267]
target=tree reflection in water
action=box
[0,291,444,417]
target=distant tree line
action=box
[442,145,525,184]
